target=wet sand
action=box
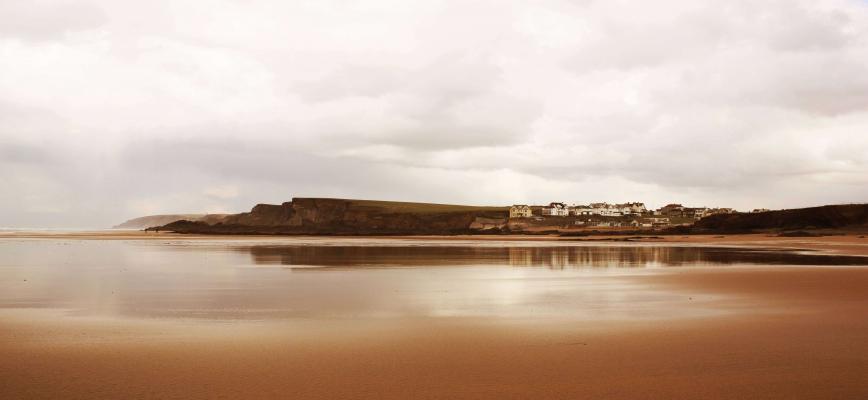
[3,230,867,255]
[3,269,868,399]
[1,233,868,399]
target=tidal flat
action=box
[1,233,868,399]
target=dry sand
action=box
[1,232,868,399]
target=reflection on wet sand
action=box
[2,240,867,322]
[11,241,865,322]
[4,237,868,399]
[245,245,868,269]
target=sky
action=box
[2,0,868,228]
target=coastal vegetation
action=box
[134,198,868,236]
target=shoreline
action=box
[3,230,867,256]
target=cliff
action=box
[689,204,868,233]
[150,198,509,235]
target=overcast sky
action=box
[2,0,868,227]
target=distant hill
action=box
[691,204,868,233]
[114,214,228,229]
[143,199,868,236]
[150,198,509,235]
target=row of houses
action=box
[511,202,737,220]
[514,202,649,218]
[574,217,671,228]
[655,204,737,220]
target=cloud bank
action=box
[1,0,868,227]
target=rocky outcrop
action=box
[469,217,508,231]
[150,198,509,235]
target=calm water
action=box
[1,238,866,321]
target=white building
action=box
[570,206,594,216]
[509,205,533,218]
[542,202,569,216]
[624,202,647,215]
[594,203,624,216]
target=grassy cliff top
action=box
[292,198,509,214]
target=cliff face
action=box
[691,204,868,233]
[153,198,509,235]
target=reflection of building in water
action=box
[242,245,868,270]
[508,248,534,267]
[509,248,575,268]
[506,247,631,268]
[506,246,717,269]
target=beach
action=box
[1,232,867,399]
[8,0,868,397]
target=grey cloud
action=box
[566,5,728,73]
[295,55,541,150]
[108,135,524,220]
[566,2,859,74]
[764,7,854,52]
[0,1,107,41]
[1,0,868,227]
[0,101,66,135]
[118,135,432,199]
[293,65,407,102]
[671,52,868,116]
[119,137,365,186]
[0,143,52,164]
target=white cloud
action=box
[1,0,868,227]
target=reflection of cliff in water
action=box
[243,246,868,268]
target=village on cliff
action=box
[508,202,769,230]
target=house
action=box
[647,217,671,227]
[509,205,533,218]
[752,208,770,213]
[582,202,646,217]
[588,203,623,216]
[683,207,708,220]
[624,202,647,215]
[570,206,594,216]
[693,208,712,219]
[542,202,569,217]
[658,204,685,217]
[589,202,608,215]
[694,207,735,220]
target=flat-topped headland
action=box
[149,198,509,235]
[141,198,868,236]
